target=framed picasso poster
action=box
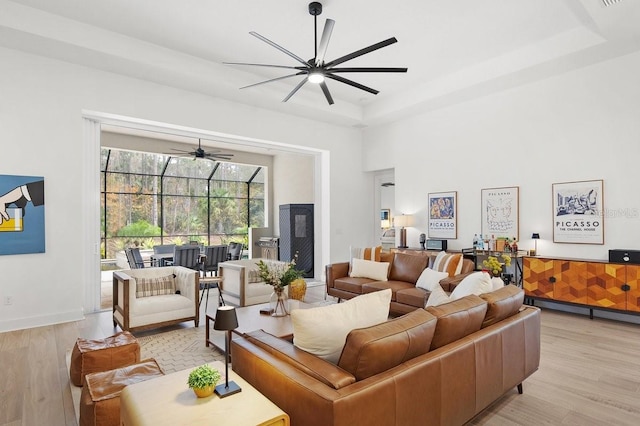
[481,186,519,240]
[428,191,457,239]
[552,179,604,244]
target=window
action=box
[100,148,265,259]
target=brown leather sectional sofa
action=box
[231,285,540,426]
[326,251,475,316]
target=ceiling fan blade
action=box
[319,81,334,105]
[282,78,308,102]
[324,37,398,68]
[327,67,408,73]
[315,19,335,66]
[326,74,379,95]
[250,31,310,67]
[223,62,306,71]
[240,72,305,89]
[205,154,234,160]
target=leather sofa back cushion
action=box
[389,253,429,283]
[480,285,524,328]
[426,295,488,350]
[338,309,437,381]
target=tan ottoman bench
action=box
[70,331,140,387]
[79,359,164,426]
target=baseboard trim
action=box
[0,309,85,333]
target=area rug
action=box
[66,326,224,422]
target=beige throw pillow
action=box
[425,285,451,307]
[292,289,392,364]
[135,275,176,298]
[415,268,449,291]
[450,271,493,300]
[349,258,390,281]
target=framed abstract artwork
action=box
[428,191,457,239]
[552,179,604,244]
[481,186,519,240]
[0,174,46,255]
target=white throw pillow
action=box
[292,289,392,364]
[450,271,493,300]
[491,277,505,291]
[415,268,449,292]
[349,258,390,281]
[425,285,451,307]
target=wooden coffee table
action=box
[120,360,289,426]
[205,301,313,350]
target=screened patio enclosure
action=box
[100,147,265,260]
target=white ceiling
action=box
[2,0,640,128]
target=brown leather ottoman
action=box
[70,331,140,387]
[79,359,164,426]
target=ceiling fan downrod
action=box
[309,2,323,61]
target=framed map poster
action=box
[481,186,519,240]
[552,179,604,244]
[428,191,457,239]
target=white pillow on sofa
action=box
[292,289,392,364]
[415,268,449,291]
[425,285,451,307]
[349,258,390,281]
[450,271,493,300]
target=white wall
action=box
[0,47,369,332]
[363,50,640,259]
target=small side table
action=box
[199,276,225,311]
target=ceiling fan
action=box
[225,2,408,105]
[165,139,234,161]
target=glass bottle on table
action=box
[512,237,518,253]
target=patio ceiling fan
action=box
[165,139,234,161]
[224,2,408,105]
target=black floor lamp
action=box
[213,306,241,398]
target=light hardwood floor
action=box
[1,288,639,425]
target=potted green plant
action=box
[187,364,221,398]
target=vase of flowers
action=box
[257,256,303,317]
[482,254,512,278]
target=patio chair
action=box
[125,247,145,269]
[201,245,228,277]
[172,245,201,271]
[227,242,243,261]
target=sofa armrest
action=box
[172,266,198,302]
[439,271,474,292]
[244,330,356,389]
[325,262,349,292]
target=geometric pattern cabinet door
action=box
[552,260,588,304]
[523,257,555,299]
[586,262,627,311]
[625,264,640,313]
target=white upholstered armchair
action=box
[112,266,199,332]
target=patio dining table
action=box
[150,252,174,266]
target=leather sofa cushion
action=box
[338,309,437,381]
[426,295,488,350]
[245,330,356,389]
[395,287,429,308]
[480,285,524,328]
[334,277,373,294]
[361,281,415,301]
[389,253,429,283]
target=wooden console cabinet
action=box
[523,257,640,316]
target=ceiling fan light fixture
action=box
[308,71,325,84]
